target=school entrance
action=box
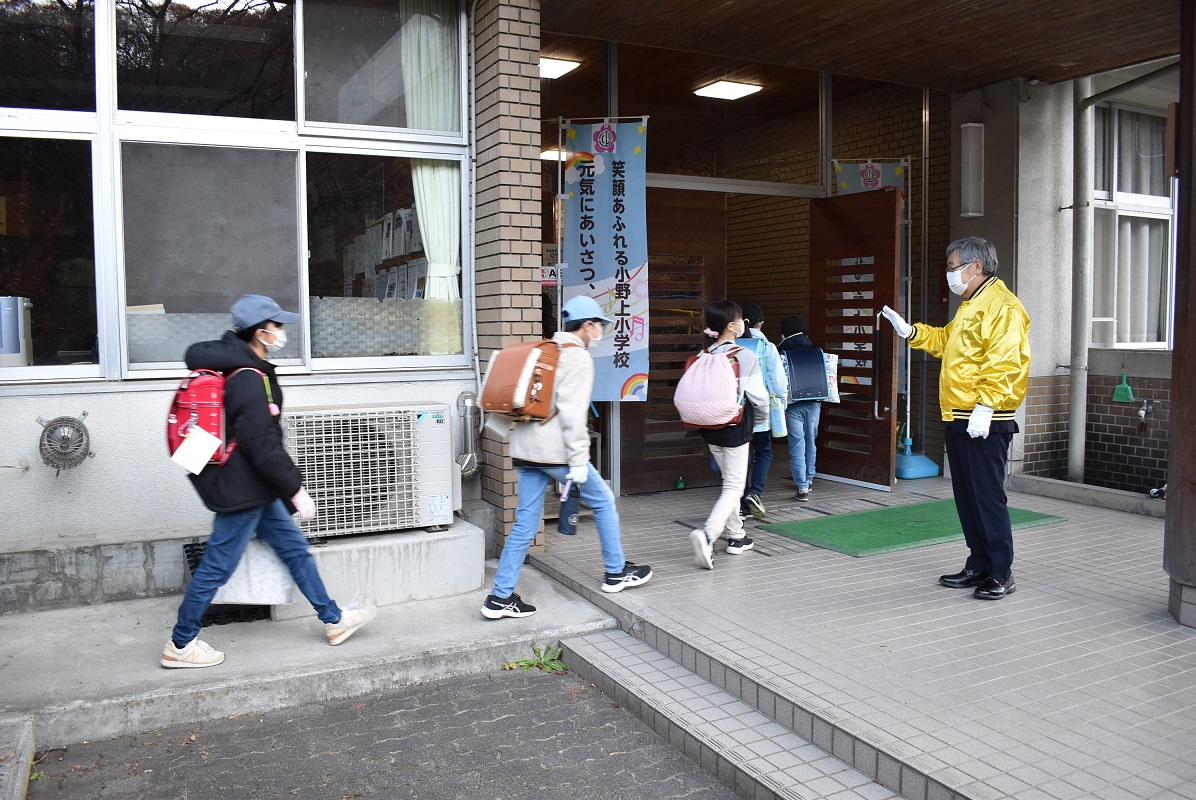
[540,37,934,497]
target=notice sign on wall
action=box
[561,119,650,401]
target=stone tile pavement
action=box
[25,669,740,800]
[531,474,1196,800]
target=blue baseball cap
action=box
[562,295,613,326]
[230,294,300,331]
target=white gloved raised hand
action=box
[881,305,913,339]
[292,487,317,520]
[566,464,589,485]
[967,405,994,439]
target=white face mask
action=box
[947,266,973,296]
[259,327,287,353]
[729,320,746,335]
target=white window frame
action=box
[1092,103,1176,350]
[0,130,106,383]
[295,0,468,147]
[1,0,472,384]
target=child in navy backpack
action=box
[778,316,822,502]
[161,294,378,669]
[689,301,770,570]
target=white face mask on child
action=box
[259,327,287,353]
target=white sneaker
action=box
[326,602,379,646]
[161,637,224,669]
[690,529,714,570]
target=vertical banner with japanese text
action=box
[561,119,649,401]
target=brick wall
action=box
[473,0,543,550]
[1022,374,1071,478]
[1085,374,1170,494]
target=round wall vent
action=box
[37,411,95,475]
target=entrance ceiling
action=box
[541,0,1180,92]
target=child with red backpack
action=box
[679,300,769,570]
[161,294,378,668]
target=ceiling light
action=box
[540,148,567,161]
[539,57,581,79]
[693,80,762,100]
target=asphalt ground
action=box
[26,668,739,800]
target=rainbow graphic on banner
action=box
[565,151,595,169]
[621,373,649,401]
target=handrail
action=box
[873,311,883,420]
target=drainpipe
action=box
[1068,77,1094,482]
[463,0,483,476]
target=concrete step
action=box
[563,629,899,800]
[0,716,34,800]
[0,561,614,748]
[535,554,973,800]
[0,518,487,616]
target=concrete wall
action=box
[1016,81,1075,383]
[0,376,476,553]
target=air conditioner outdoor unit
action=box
[283,403,457,537]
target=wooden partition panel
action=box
[620,188,726,493]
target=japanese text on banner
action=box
[561,120,649,402]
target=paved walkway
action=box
[533,475,1196,800]
[25,669,739,800]
[6,471,1194,800]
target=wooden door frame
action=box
[808,189,903,490]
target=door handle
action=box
[873,311,882,421]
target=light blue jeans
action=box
[492,464,626,598]
[172,499,341,645]
[786,401,822,491]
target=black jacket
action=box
[185,331,302,513]
[776,331,814,353]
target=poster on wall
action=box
[561,118,650,402]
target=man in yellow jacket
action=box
[882,236,1029,600]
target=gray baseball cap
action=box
[230,294,300,331]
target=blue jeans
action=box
[741,430,773,500]
[492,464,626,599]
[786,401,822,491]
[172,499,341,645]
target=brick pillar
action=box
[472,0,543,553]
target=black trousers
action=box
[944,421,1016,582]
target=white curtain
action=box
[400,0,461,302]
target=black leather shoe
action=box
[974,575,1015,600]
[939,568,988,588]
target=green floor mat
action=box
[763,498,1065,557]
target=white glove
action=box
[566,464,589,485]
[292,487,317,521]
[967,405,993,439]
[881,305,913,339]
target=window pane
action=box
[1092,208,1114,316]
[0,0,95,111]
[306,151,462,356]
[1115,216,1168,344]
[303,0,460,132]
[1116,110,1167,197]
[1094,106,1109,193]
[116,0,294,119]
[0,137,97,366]
[122,143,300,364]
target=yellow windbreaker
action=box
[907,277,1030,422]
